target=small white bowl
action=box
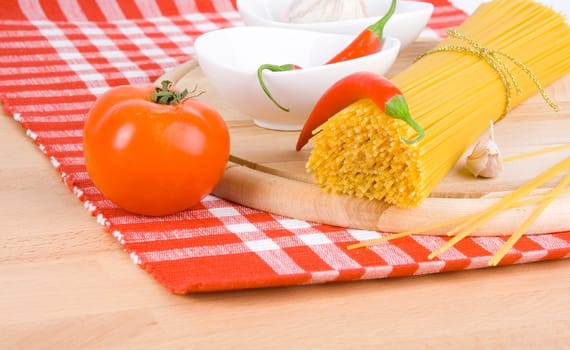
[194,26,400,131]
[236,0,433,48]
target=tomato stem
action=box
[151,80,193,105]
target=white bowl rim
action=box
[262,37,401,76]
[194,26,401,75]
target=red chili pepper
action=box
[325,0,396,64]
[257,0,397,112]
[295,72,424,151]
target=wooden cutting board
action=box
[159,41,570,236]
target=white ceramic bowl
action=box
[236,0,433,48]
[194,26,400,131]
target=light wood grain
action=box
[2,96,570,349]
[164,41,570,235]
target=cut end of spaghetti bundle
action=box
[306,98,424,207]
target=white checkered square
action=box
[245,239,280,252]
[298,233,332,246]
[347,229,382,242]
[414,261,445,275]
[226,223,258,234]
[209,207,241,218]
[278,219,312,230]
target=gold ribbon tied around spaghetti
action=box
[416,29,560,121]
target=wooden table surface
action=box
[1,108,569,349]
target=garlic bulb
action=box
[465,121,504,178]
[286,0,368,24]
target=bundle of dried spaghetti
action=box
[306,0,570,207]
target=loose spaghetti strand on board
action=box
[504,144,570,162]
[347,187,570,250]
[488,170,570,265]
[428,157,570,261]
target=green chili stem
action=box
[384,94,425,144]
[367,0,397,38]
[257,64,297,112]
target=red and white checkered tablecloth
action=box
[1,0,569,293]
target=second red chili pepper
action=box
[295,72,425,151]
[258,0,398,112]
[325,0,397,64]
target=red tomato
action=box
[83,81,230,216]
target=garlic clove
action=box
[465,121,504,178]
[466,142,489,177]
[477,153,504,178]
[286,0,368,24]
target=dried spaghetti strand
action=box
[504,144,570,162]
[347,187,570,250]
[348,214,470,250]
[428,157,570,259]
[488,169,570,266]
